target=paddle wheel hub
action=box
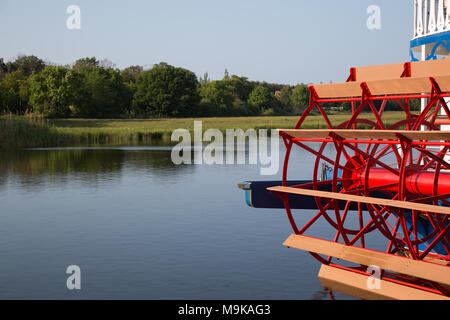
[342,158,450,197]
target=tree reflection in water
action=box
[0,147,194,191]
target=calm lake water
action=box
[0,141,355,299]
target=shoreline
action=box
[0,112,405,150]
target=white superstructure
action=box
[412,0,450,60]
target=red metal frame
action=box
[276,73,450,297]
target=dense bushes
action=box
[0,55,311,118]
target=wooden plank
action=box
[433,75,450,92]
[368,76,450,95]
[411,59,450,78]
[399,250,448,266]
[318,264,450,300]
[310,75,450,98]
[267,186,450,215]
[351,60,450,83]
[312,82,362,98]
[279,129,450,141]
[355,62,406,82]
[283,234,450,286]
[367,77,431,96]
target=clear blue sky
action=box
[0,0,413,84]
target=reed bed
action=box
[0,112,405,149]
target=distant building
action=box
[274,88,296,97]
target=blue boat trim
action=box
[410,31,450,61]
[410,31,450,48]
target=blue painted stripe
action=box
[410,31,450,48]
[245,190,253,207]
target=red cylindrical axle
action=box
[344,166,450,197]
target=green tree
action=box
[227,75,255,102]
[78,67,130,117]
[248,86,273,111]
[199,75,256,116]
[122,65,143,84]
[121,66,143,115]
[291,85,310,112]
[251,81,284,93]
[29,66,84,118]
[72,57,100,72]
[0,58,7,79]
[1,71,30,114]
[200,80,235,109]
[278,86,292,106]
[133,63,200,117]
[6,55,46,76]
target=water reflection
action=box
[0,148,194,191]
[0,140,284,189]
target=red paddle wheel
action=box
[269,60,450,299]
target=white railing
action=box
[414,0,450,39]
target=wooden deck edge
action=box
[318,264,450,300]
[283,234,450,286]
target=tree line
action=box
[0,55,311,118]
[0,55,414,118]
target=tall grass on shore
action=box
[0,117,169,149]
[0,117,61,149]
[0,111,406,149]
